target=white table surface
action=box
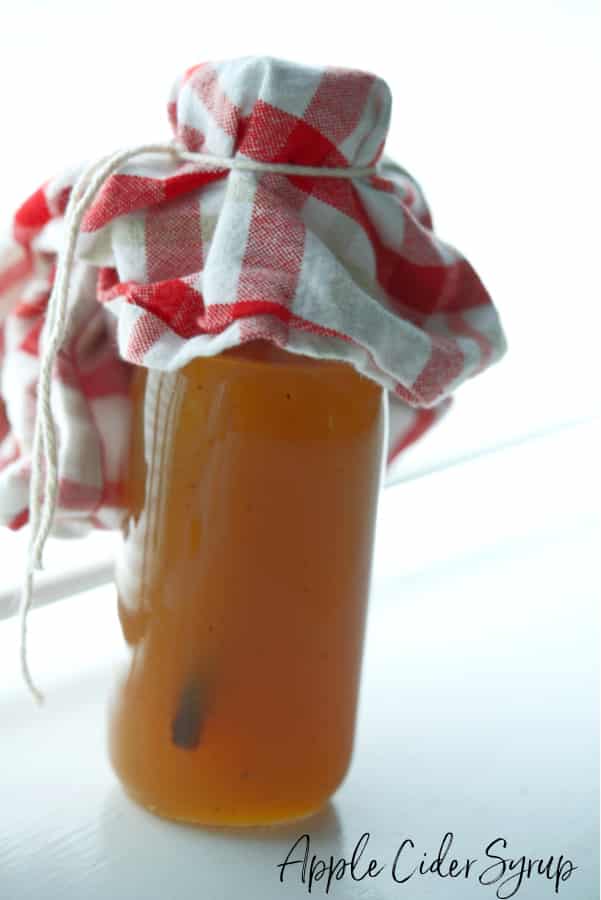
[0,421,598,900]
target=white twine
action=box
[19,141,378,703]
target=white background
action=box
[0,2,599,899]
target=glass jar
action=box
[109,341,385,826]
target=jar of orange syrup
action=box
[109,340,386,825]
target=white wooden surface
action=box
[0,422,598,900]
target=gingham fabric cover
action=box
[0,57,506,535]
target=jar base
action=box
[120,783,328,828]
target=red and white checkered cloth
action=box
[0,57,506,535]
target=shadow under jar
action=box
[109,341,385,826]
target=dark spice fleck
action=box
[171,676,205,750]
